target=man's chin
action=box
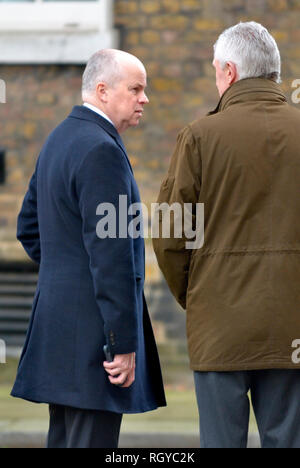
[130,118,142,127]
[122,117,143,132]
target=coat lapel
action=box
[69,106,134,174]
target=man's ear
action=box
[226,62,239,86]
[96,82,108,103]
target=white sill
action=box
[0,30,119,64]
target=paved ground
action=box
[1,354,261,448]
[0,431,261,448]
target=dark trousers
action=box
[194,369,300,448]
[46,404,123,448]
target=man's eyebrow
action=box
[129,82,147,88]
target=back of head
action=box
[214,21,281,83]
[82,49,122,99]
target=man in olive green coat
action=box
[153,22,300,448]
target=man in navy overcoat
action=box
[11,49,166,448]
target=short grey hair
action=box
[214,22,281,83]
[82,49,123,97]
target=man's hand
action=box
[103,352,136,388]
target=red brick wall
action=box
[115,0,300,202]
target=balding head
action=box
[81,49,149,134]
[82,49,145,99]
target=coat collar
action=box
[208,78,287,116]
[68,105,133,173]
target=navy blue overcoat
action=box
[11,106,166,413]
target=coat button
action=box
[110,331,115,346]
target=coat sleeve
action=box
[76,142,139,355]
[17,162,41,264]
[152,126,202,310]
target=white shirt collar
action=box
[83,102,115,127]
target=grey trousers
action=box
[194,369,300,448]
[46,404,123,448]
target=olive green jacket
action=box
[153,78,300,371]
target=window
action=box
[0,0,117,63]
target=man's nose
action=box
[140,93,149,105]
